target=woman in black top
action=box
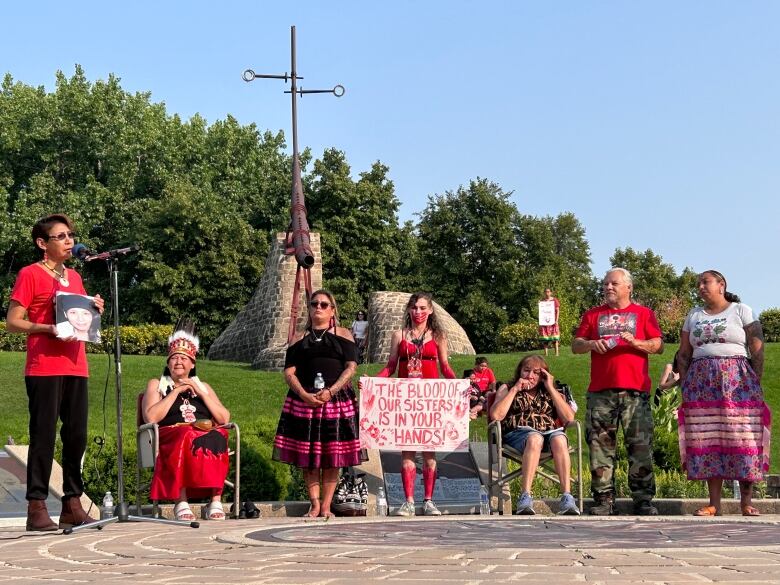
[273,289,368,518]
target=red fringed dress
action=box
[149,393,230,500]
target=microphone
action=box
[71,243,92,260]
[71,243,140,262]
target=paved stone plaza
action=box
[2,515,780,584]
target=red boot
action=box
[58,496,95,529]
[26,499,58,531]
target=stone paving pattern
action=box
[2,515,780,584]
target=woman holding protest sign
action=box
[377,292,457,516]
[538,288,560,357]
[273,289,368,518]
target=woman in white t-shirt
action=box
[677,270,769,517]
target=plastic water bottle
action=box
[479,485,490,515]
[101,491,114,520]
[314,372,325,391]
[376,487,388,517]
[733,480,741,500]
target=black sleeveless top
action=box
[157,392,212,427]
[284,329,358,389]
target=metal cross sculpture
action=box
[243,25,344,344]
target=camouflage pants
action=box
[586,389,656,502]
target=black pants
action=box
[25,376,88,501]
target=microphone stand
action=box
[66,253,198,533]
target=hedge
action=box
[0,322,173,354]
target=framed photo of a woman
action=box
[55,292,101,343]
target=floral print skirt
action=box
[678,356,770,481]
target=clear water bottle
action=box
[733,479,741,499]
[314,372,325,391]
[479,485,490,515]
[376,486,388,517]
[101,491,114,520]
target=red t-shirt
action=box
[470,367,496,392]
[10,263,89,377]
[574,303,662,392]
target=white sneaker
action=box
[393,501,416,517]
[423,499,442,516]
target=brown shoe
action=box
[26,499,58,531]
[59,496,95,529]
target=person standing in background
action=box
[539,288,560,357]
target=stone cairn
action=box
[365,291,475,365]
[208,232,322,370]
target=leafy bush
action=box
[0,322,173,354]
[497,322,540,352]
[652,389,682,471]
[0,322,27,351]
[760,308,780,342]
[99,324,173,355]
[655,296,690,343]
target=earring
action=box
[43,251,48,263]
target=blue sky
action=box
[3,1,778,314]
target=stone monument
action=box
[207,232,322,370]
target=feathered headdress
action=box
[167,317,199,362]
[158,317,208,397]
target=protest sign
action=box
[358,376,470,452]
[539,300,556,326]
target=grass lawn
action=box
[1,344,778,500]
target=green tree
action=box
[416,178,524,351]
[307,148,410,318]
[0,67,293,346]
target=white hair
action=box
[604,267,633,287]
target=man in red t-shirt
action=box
[572,268,663,516]
[6,214,104,531]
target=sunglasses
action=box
[310,300,332,309]
[46,231,77,242]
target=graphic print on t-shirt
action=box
[691,317,726,346]
[597,313,637,337]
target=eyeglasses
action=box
[310,300,331,309]
[46,231,76,242]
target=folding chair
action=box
[486,384,583,514]
[135,393,241,518]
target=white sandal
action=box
[174,501,196,521]
[206,500,225,521]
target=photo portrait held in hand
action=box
[55,292,101,343]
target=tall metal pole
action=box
[243,26,344,343]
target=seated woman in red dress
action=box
[142,319,231,521]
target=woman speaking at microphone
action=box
[377,292,456,516]
[6,214,104,531]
